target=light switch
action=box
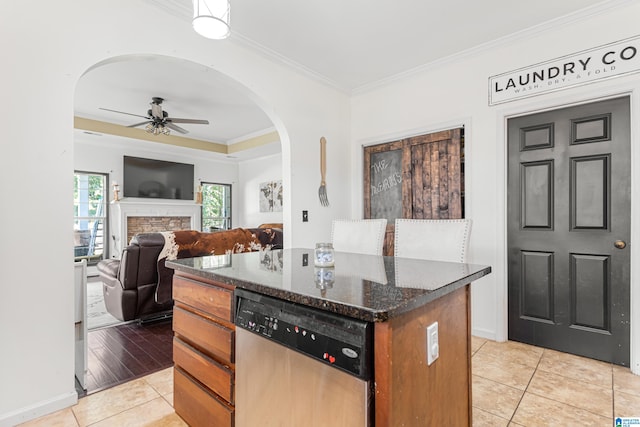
[427,321,439,365]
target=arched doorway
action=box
[74,54,285,393]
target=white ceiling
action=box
[75,56,276,145]
[74,0,614,159]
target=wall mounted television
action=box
[123,156,194,200]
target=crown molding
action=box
[227,127,277,145]
[143,0,633,96]
[142,0,192,20]
[352,0,635,95]
[227,130,279,153]
[142,0,349,93]
[75,116,279,156]
[229,33,349,93]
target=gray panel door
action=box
[508,97,630,365]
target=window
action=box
[202,182,232,231]
[74,171,108,264]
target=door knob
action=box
[614,240,627,249]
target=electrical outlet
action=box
[302,210,308,222]
[427,322,439,366]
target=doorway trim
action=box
[495,81,640,373]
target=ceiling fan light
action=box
[193,0,230,40]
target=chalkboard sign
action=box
[363,128,463,256]
[369,149,403,222]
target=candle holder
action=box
[112,182,120,202]
[196,185,203,204]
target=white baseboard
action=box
[0,391,78,427]
[472,327,500,342]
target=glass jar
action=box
[314,243,335,267]
[314,266,335,288]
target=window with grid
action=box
[202,182,232,231]
[74,171,108,264]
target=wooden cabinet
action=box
[374,286,471,426]
[174,367,234,427]
[172,274,236,427]
[364,128,464,255]
[170,267,474,426]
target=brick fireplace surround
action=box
[110,199,201,258]
[126,216,191,243]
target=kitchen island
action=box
[167,248,491,426]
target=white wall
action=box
[0,0,350,424]
[237,154,284,228]
[350,2,640,372]
[0,4,77,425]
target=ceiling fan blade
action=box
[127,121,152,128]
[167,118,210,125]
[150,102,163,119]
[165,122,189,134]
[99,107,150,119]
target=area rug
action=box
[87,279,121,330]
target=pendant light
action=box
[192,0,231,40]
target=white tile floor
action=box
[471,337,640,426]
[19,338,640,426]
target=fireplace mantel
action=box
[109,198,202,258]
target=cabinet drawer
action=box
[173,276,233,322]
[173,306,235,364]
[174,337,235,404]
[174,366,234,427]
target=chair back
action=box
[394,219,471,262]
[331,219,388,256]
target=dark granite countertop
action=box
[166,248,491,322]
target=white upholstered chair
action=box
[331,219,388,256]
[394,219,471,262]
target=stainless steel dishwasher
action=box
[235,289,373,427]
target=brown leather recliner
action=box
[97,233,171,322]
[97,228,284,322]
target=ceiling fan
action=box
[99,97,209,136]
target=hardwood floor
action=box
[84,319,173,395]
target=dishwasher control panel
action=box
[235,289,371,380]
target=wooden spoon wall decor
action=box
[318,137,329,206]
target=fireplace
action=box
[109,199,201,258]
[126,216,192,243]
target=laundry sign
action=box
[489,35,640,105]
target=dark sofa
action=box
[97,227,283,322]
